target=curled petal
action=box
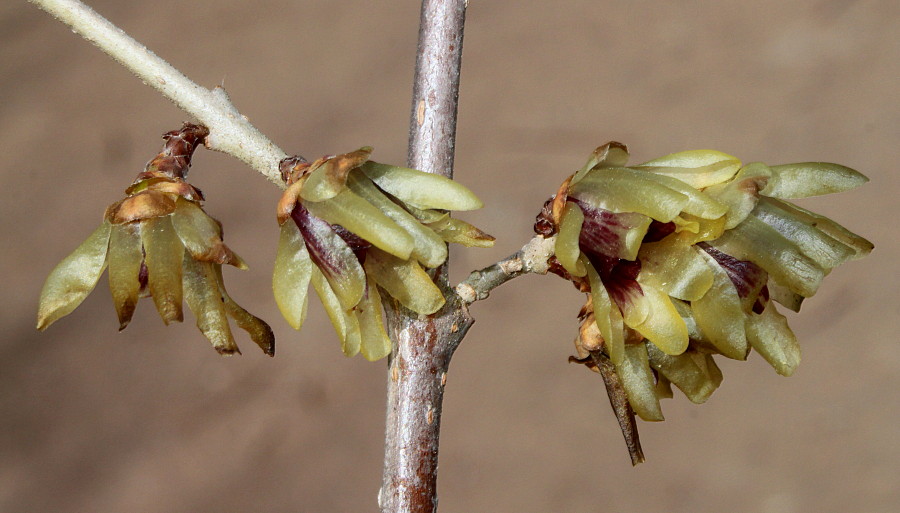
[633,149,741,188]
[105,190,176,224]
[356,275,392,361]
[273,221,312,330]
[615,343,664,422]
[710,215,824,298]
[746,303,801,376]
[426,217,496,248]
[762,162,868,199]
[703,162,771,229]
[37,221,112,330]
[304,189,414,259]
[311,267,361,357]
[691,250,749,360]
[360,161,484,211]
[346,171,447,268]
[142,216,184,325]
[300,147,373,202]
[182,254,238,355]
[556,202,587,277]
[276,179,305,226]
[171,198,247,269]
[646,344,721,404]
[570,167,689,222]
[572,141,630,184]
[215,266,274,356]
[364,249,445,315]
[292,204,366,310]
[108,222,144,330]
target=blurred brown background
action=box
[2,1,898,512]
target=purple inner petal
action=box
[699,243,768,305]
[292,203,367,276]
[643,221,676,243]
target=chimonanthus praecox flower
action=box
[36,124,274,356]
[274,147,493,360]
[537,142,872,423]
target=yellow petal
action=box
[360,161,484,211]
[639,238,714,301]
[762,162,868,199]
[37,221,112,330]
[586,263,625,365]
[273,221,312,330]
[703,162,771,229]
[182,255,238,355]
[142,216,184,325]
[300,147,372,202]
[364,249,445,315]
[646,344,721,404]
[746,303,800,376]
[571,167,690,222]
[107,222,144,330]
[356,275,392,361]
[426,217,496,248]
[629,275,689,356]
[615,343,664,421]
[171,198,246,269]
[690,251,748,360]
[633,149,741,188]
[310,267,361,357]
[556,202,586,277]
[215,266,274,356]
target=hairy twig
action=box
[28,0,288,188]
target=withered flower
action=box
[274,147,493,360]
[539,142,872,433]
[37,124,274,356]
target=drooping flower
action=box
[37,124,274,356]
[538,142,871,455]
[273,147,493,361]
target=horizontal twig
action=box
[455,235,556,304]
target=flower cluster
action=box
[273,147,493,360]
[37,124,274,356]
[537,142,872,424]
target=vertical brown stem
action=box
[379,1,468,512]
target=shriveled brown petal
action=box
[107,222,144,330]
[276,179,306,226]
[171,198,247,269]
[615,343,665,422]
[37,221,112,330]
[364,248,445,315]
[105,190,177,224]
[142,216,184,325]
[310,266,362,357]
[182,254,238,355]
[356,275,392,361]
[300,147,373,202]
[215,265,274,356]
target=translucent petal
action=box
[426,217,496,248]
[107,222,143,330]
[183,256,238,355]
[703,162,771,229]
[646,344,721,404]
[292,205,365,310]
[577,203,652,261]
[273,221,312,330]
[142,216,184,325]
[570,167,689,222]
[759,197,872,261]
[364,249,445,315]
[691,251,749,360]
[572,141,630,184]
[37,221,112,330]
[346,171,447,268]
[762,162,868,199]
[310,267,361,357]
[656,374,674,399]
[746,303,801,376]
[768,280,804,312]
[634,171,729,220]
[752,198,855,270]
[639,239,714,301]
[633,150,741,188]
[356,275,392,361]
[300,147,372,202]
[556,202,586,277]
[215,266,275,356]
[587,264,625,365]
[628,275,689,356]
[360,161,483,211]
[672,214,726,245]
[710,215,824,298]
[304,189,414,259]
[615,343,664,422]
[171,198,247,269]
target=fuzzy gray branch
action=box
[29,0,289,188]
